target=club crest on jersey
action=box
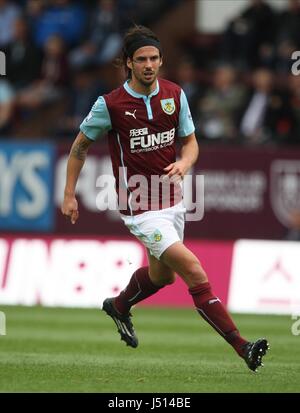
[160,98,175,115]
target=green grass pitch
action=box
[0,305,299,393]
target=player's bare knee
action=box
[149,270,176,287]
[162,272,176,285]
[159,272,176,286]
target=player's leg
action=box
[147,248,176,286]
[109,250,175,315]
[113,249,175,315]
[160,241,269,370]
[102,249,175,348]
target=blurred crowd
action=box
[1,0,300,146]
[0,0,180,138]
[185,0,300,146]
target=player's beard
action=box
[134,69,158,87]
[140,77,156,87]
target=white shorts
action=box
[120,201,186,260]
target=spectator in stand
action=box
[6,17,42,91]
[116,0,138,32]
[276,0,300,49]
[31,0,87,49]
[56,64,108,138]
[174,58,200,117]
[288,73,300,140]
[129,0,182,27]
[274,0,300,74]
[17,34,69,109]
[240,68,296,144]
[0,79,15,135]
[195,65,246,142]
[25,0,45,29]
[0,0,21,52]
[221,0,276,70]
[69,0,122,68]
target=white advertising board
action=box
[228,240,300,315]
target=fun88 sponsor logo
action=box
[130,127,175,153]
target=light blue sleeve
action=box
[80,96,112,141]
[177,89,195,137]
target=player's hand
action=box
[61,195,79,224]
[163,160,189,183]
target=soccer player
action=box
[61,25,269,372]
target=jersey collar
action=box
[123,79,160,99]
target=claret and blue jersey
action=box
[80,78,195,215]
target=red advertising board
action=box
[0,235,233,308]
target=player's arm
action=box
[61,131,93,224]
[179,131,199,169]
[61,95,112,224]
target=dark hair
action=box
[122,25,162,79]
